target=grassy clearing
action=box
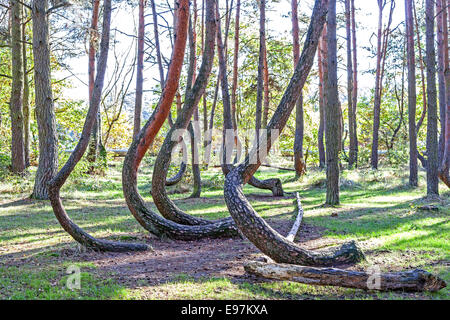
[0,160,448,300]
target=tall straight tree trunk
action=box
[31,0,58,199]
[350,0,358,167]
[345,0,356,168]
[436,0,446,160]
[133,0,145,139]
[262,44,270,129]
[325,0,339,205]
[22,7,30,168]
[413,1,427,134]
[405,0,418,187]
[255,0,266,156]
[317,27,326,169]
[231,0,241,161]
[438,0,449,187]
[371,0,384,169]
[292,0,305,177]
[10,0,25,174]
[425,0,439,197]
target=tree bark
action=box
[224,0,364,267]
[245,261,446,292]
[405,0,418,187]
[86,0,102,169]
[346,0,356,168]
[438,0,449,187]
[22,7,30,168]
[133,0,145,139]
[31,0,58,199]
[10,0,26,174]
[350,0,358,168]
[231,0,241,162]
[325,0,339,205]
[255,0,266,148]
[425,0,439,197]
[318,28,326,169]
[292,0,305,177]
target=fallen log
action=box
[244,261,447,292]
[286,192,304,242]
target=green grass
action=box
[0,160,448,300]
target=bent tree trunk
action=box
[47,0,148,252]
[123,0,239,240]
[224,0,364,267]
[245,261,446,292]
[32,0,58,199]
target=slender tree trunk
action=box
[413,1,427,135]
[22,7,30,168]
[318,28,326,169]
[31,0,58,199]
[425,0,439,197]
[10,0,25,174]
[371,0,384,169]
[231,0,241,161]
[255,0,266,154]
[437,0,446,161]
[350,0,358,167]
[325,0,339,205]
[262,43,270,129]
[405,0,418,187]
[292,0,305,177]
[438,0,449,187]
[86,0,102,168]
[133,0,145,139]
[346,0,356,168]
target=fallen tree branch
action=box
[286,192,304,242]
[244,261,447,292]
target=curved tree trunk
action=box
[123,0,239,240]
[223,0,364,267]
[31,0,58,199]
[47,0,148,252]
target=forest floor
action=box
[0,159,448,300]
